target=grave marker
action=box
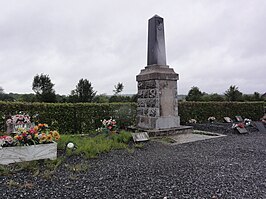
[236,127,248,134]
[235,116,243,122]
[254,121,266,133]
[136,15,180,130]
[132,132,149,142]
[224,117,232,123]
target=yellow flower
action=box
[52,131,60,141]
[52,131,59,137]
[39,133,47,143]
[46,134,53,142]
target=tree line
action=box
[1,75,265,103]
[185,85,265,102]
[0,74,137,103]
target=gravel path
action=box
[1,124,266,199]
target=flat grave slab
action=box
[254,121,266,133]
[154,130,226,145]
[236,127,248,134]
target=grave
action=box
[136,15,192,136]
[254,121,266,133]
[236,127,248,134]
[224,117,233,123]
[235,116,243,122]
[132,132,149,142]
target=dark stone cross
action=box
[147,15,167,66]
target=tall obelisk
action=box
[147,15,167,66]
[136,15,180,130]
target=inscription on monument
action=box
[137,80,159,117]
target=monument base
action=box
[128,125,193,137]
[137,116,180,129]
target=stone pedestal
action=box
[136,64,180,130]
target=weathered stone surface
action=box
[0,143,57,165]
[147,15,167,66]
[136,15,180,130]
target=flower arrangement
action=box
[208,116,216,123]
[188,119,197,124]
[13,123,60,146]
[97,118,117,134]
[0,135,15,148]
[232,123,245,129]
[244,118,252,126]
[5,112,32,133]
[1,116,60,147]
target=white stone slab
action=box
[132,132,149,142]
[0,142,57,165]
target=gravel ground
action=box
[1,123,266,199]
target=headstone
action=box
[132,132,149,142]
[236,127,248,134]
[224,117,232,123]
[136,15,180,130]
[235,116,243,122]
[254,121,266,133]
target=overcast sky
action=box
[0,0,265,95]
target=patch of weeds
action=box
[58,131,133,159]
[66,163,89,173]
[161,137,176,143]
[44,157,65,171]
[6,179,34,189]
[134,143,144,148]
[193,130,219,136]
[6,179,20,188]
[39,157,65,179]
[21,182,34,189]
[0,165,11,175]
[8,161,40,174]
[126,148,135,154]
[152,137,176,144]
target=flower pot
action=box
[0,142,57,165]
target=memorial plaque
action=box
[224,117,232,123]
[132,132,149,142]
[236,127,248,134]
[254,121,266,133]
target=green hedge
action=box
[178,102,265,123]
[0,101,264,134]
[0,102,136,134]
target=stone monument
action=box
[136,15,183,133]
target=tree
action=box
[252,92,262,101]
[70,79,96,102]
[201,93,225,101]
[18,94,36,102]
[186,86,204,101]
[32,74,56,103]
[0,86,3,94]
[93,94,110,103]
[113,82,124,95]
[224,85,243,101]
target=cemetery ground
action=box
[1,123,266,198]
